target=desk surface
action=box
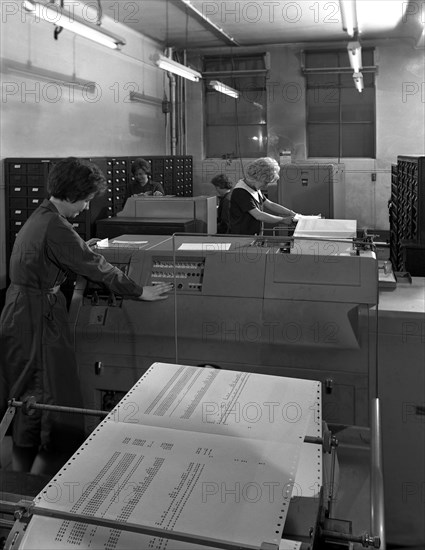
[97,217,195,224]
[377,277,425,313]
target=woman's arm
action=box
[248,207,285,224]
[47,219,172,298]
[153,181,165,195]
[263,198,296,218]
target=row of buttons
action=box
[153,261,202,269]
[152,272,201,279]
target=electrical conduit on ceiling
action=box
[166,48,177,157]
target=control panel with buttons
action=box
[150,256,205,291]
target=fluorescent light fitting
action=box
[339,0,358,37]
[152,53,201,82]
[209,80,239,99]
[129,91,162,106]
[22,0,126,50]
[353,71,364,93]
[347,41,362,72]
[3,59,96,91]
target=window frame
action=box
[203,54,269,159]
[302,48,377,159]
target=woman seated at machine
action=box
[210,173,234,234]
[130,158,165,196]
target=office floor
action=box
[0,436,52,548]
[331,427,424,550]
[332,427,372,544]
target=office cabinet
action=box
[278,162,345,218]
[128,156,193,197]
[173,156,193,196]
[5,159,51,267]
[389,155,425,275]
[4,156,194,270]
[4,158,108,261]
[91,157,129,218]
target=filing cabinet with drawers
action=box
[6,159,50,261]
[4,158,109,276]
[4,156,193,274]
[389,155,425,275]
[90,157,129,218]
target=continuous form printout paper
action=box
[19,363,320,550]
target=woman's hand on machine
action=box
[138,282,173,301]
[86,238,102,247]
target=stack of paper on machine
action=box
[18,363,321,550]
[291,218,357,256]
[96,235,150,249]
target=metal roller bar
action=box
[8,398,108,418]
[12,500,278,550]
[321,529,380,548]
[371,398,386,549]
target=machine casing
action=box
[69,234,378,432]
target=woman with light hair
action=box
[229,157,298,235]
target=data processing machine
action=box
[69,229,378,431]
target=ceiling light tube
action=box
[22,0,126,50]
[353,71,364,93]
[129,91,162,106]
[209,80,239,99]
[3,59,96,91]
[347,41,362,72]
[339,0,358,37]
[152,53,201,82]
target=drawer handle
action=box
[94,361,103,376]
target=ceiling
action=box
[97,0,425,50]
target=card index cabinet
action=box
[90,157,129,218]
[6,159,51,265]
[390,155,425,275]
[4,158,109,274]
[4,156,194,270]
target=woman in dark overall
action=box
[0,157,172,474]
[210,173,233,234]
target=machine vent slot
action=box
[83,262,129,304]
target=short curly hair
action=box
[246,157,280,185]
[211,174,233,190]
[47,157,107,202]
[131,158,151,176]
